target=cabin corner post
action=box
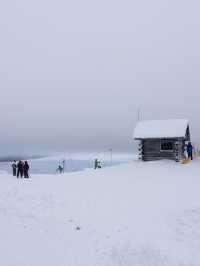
[175,139,182,162]
[138,140,142,160]
[184,141,187,156]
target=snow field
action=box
[0,160,200,265]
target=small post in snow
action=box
[109,148,113,165]
[62,159,66,173]
[137,107,141,121]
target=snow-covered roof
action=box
[134,119,189,139]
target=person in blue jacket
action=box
[187,142,193,160]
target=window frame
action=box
[160,140,174,152]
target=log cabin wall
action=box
[140,138,185,162]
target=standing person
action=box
[17,161,24,178]
[24,161,30,178]
[57,164,63,174]
[12,160,17,176]
[94,159,98,169]
[21,161,25,177]
[187,142,194,160]
[94,159,101,169]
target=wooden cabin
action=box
[134,119,190,162]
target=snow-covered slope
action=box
[0,160,199,265]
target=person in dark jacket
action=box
[187,142,194,160]
[94,159,101,169]
[12,160,17,176]
[57,165,63,174]
[24,161,30,178]
[17,161,24,178]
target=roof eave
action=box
[134,136,187,140]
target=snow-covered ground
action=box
[0,159,200,265]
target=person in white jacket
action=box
[11,160,17,176]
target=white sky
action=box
[0,0,200,155]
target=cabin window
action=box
[160,140,173,151]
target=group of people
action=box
[12,160,30,178]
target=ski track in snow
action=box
[0,161,200,265]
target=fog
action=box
[0,0,200,156]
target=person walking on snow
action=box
[12,160,17,176]
[187,142,194,160]
[17,161,24,178]
[24,161,30,178]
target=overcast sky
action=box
[0,0,200,156]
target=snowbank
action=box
[0,160,199,265]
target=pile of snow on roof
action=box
[134,119,189,139]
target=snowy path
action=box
[0,161,200,265]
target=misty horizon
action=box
[0,0,200,157]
